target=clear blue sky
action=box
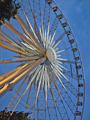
[0,0,90,120]
[56,0,90,119]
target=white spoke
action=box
[27,65,41,86]
[49,30,56,47]
[15,14,44,51]
[33,67,44,114]
[35,66,42,83]
[42,71,45,89]
[0,67,19,82]
[21,42,35,50]
[55,60,63,64]
[39,28,43,42]
[31,71,43,119]
[50,83,56,105]
[47,35,51,48]
[56,57,68,61]
[52,63,69,82]
[0,42,26,55]
[1,30,21,47]
[46,23,50,48]
[45,30,47,48]
[55,61,69,71]
[51,65,66,90]
[52,63,63,71]
[23,12,38,40]
[53,40,61,49]
[56,55,61,57]
[45,66,47,106]
[1,21,45,54]
[55,47,59,52]
[0,57,40,64]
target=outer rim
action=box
[51,0,85,119]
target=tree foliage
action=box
[0,0,21,26]
[0,108,30,120]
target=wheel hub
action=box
[46,47,57,63]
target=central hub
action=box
[46,47,57,63]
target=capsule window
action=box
[77,93,83,97]
[76,65,81,69]
[75,111,81,116]
[78,83,83,87]
[77,74,82,78]
[57,14,62,19]
[46,0,52,4]
[66,30,71,35]
[62,22,67,27]
[74,56,79,61]
[72,48,77,52]
[69,39,74,44]
[77,102,83,106]
[52,6,58,12]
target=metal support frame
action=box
[43,1,50,31]
[0,20,45,55]
[33,0,43,46]
[15,14,44,52]
[37,89,46,120]
[54,83,70,119]
[0,57,46,98]
[49,16,59,37]
[47,85,58,120]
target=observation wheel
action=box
[0,0,85,120]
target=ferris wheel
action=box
[0,0,85,120]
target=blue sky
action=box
[0,0,90,120]
[55,0,90,119]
